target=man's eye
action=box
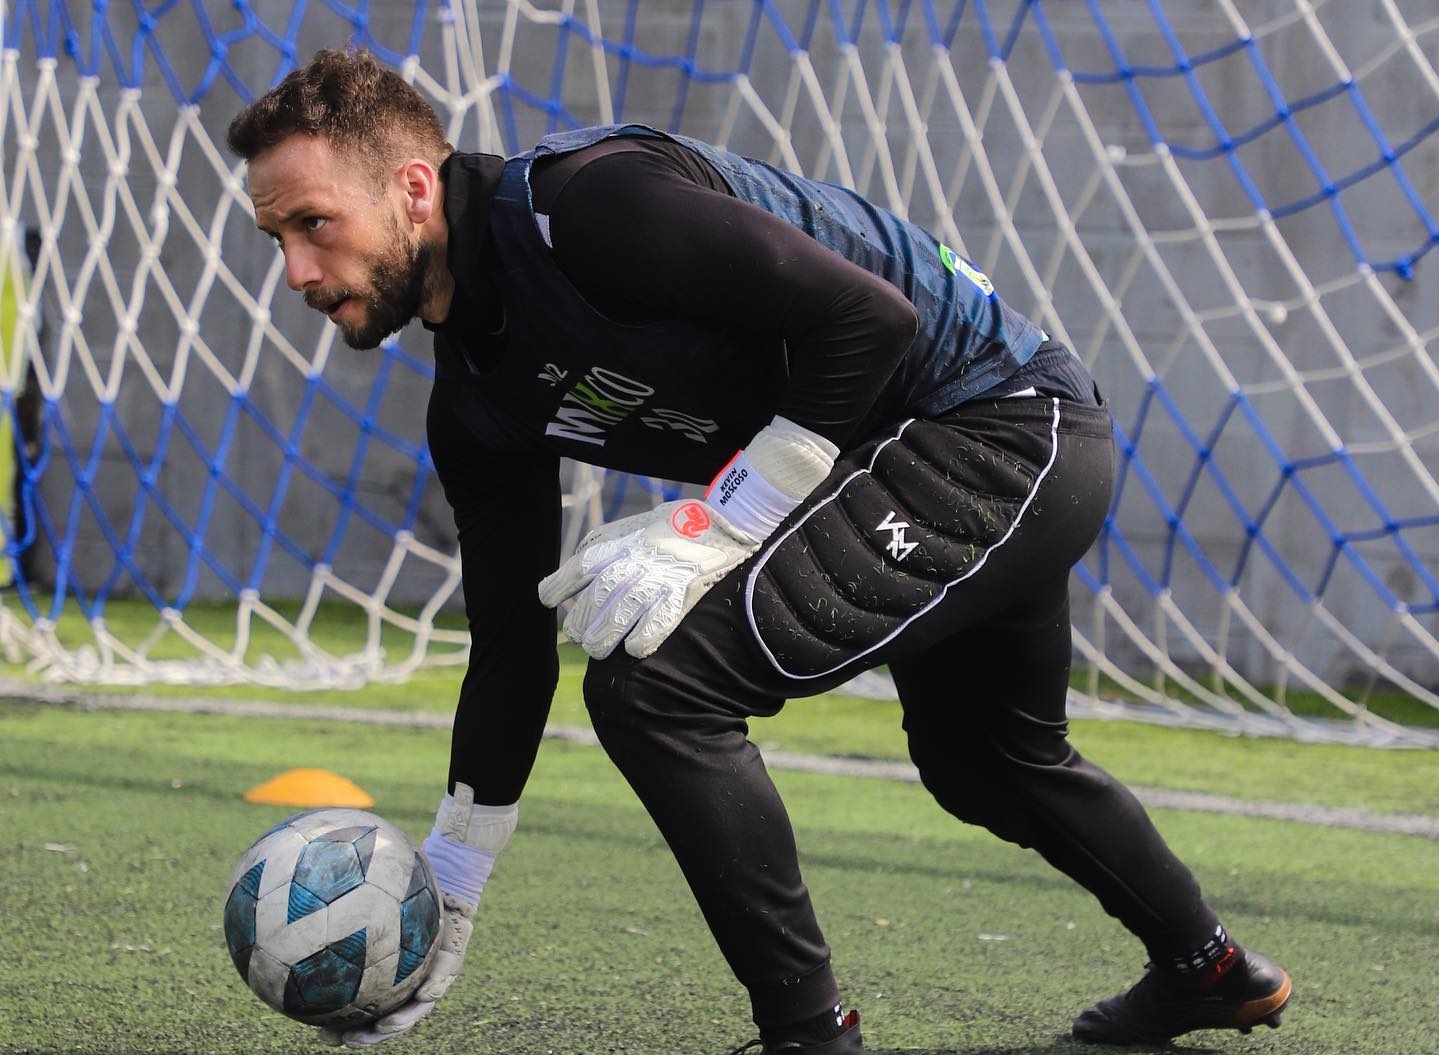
[304,217,328,232]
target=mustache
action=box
[303,287,359,311]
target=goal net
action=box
[2,0,1436,745]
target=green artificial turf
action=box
[1,700,1436,1055]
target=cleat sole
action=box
[1073,964,1293,1046]
[1233,971,1292,1033]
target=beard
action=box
[306,216,432,350]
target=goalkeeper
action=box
[228,48,1292,1055]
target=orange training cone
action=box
[243,768,375,808]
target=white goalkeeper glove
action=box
[317,783,517,1048]
[538,416,837,660]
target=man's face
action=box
[247,134,429,350]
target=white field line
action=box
[3,677,1435,841]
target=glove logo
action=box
[670,501,712,539]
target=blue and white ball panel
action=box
[227,825,307,900]
[223,860,265,976]
[255,878,400,967]
[284,810,422,901]
[284,928,367,1015]
[284,808,390,842]
[398,857,441,981]
[245,943,302,1017]
[287,826,371,920]
[341,824,422,902]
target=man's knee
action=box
[911,748,1002,828]
[908,736,1058,847]
[582,652,737,742]
[583,657,672,777]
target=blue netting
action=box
[2,0,1436,715]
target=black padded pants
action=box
[581,395,1220,1028]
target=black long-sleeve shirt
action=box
[528,138,920,444]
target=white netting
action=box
[1,0,1436,744]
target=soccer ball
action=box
[223,808,442,1028]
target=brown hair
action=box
[227,48,451,179]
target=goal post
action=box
[1,0,1436,744]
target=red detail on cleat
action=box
[1194,944,1240,990]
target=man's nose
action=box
[284,246,322,291]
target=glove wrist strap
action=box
[421,832,495,909]
[426,782,518,907]
[706,448,796,542]
[706,416,838,543]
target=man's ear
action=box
[397,158,440,226]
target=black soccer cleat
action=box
[1072,951,1292,1046]
[725,1010,864,1054]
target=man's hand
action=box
[317,785,516,1048]
[539,416,838,660]
[538,498,757,660]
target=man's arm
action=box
[427,386,563,804]
[318,392,560,1048]
[536,145,919,449]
